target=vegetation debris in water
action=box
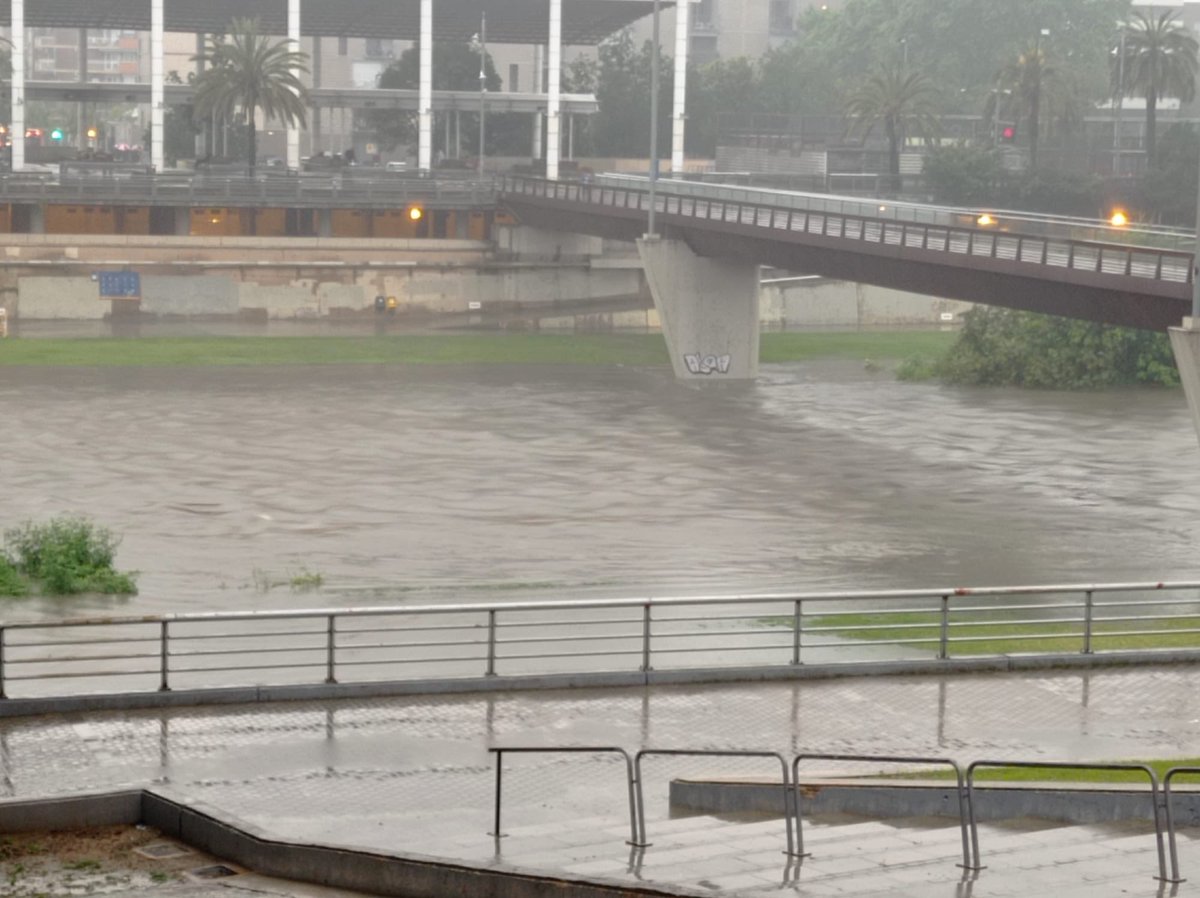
[1,517,138,597]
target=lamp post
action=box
[647,0,661,237]
[1113,30,1126,177]
[471,14,487,176]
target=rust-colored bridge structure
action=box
[500,174,1194,333]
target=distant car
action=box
[385,161,407,172]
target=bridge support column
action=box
[418,0,433,172]
[151,0,164,171]
[11,0,24,171]
[1170,319,1200,448]
[637,236,759,380]
[287,0,301,171]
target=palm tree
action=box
[191,18,309,173]
[990,45,1055,170]
[1113,9,1199,169]
[845,63,939,191]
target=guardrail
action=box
[966,760,1168,881]
[490,746,1198,884]
[488,746,641,845]
[636,749,797,854]
[0,172,499,209]
[501,175,1194,289]
[3,581,1200,701]
[793,753,972,868]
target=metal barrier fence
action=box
[489,746,1200,882]
[793,753,972,868]
[966,760,1168,881]
[501,175,1194,289]
[3,581,1200,700]
[636,749,798,855]
[0,172,498,209]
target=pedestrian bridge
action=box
[500,174,1197,379]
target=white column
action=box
[287,0,301,170]
[418,0,433,171]
[671,0,690,176]
[546,0,562,179]
[151,0,164,170]
[11,0,24,171]
[532,44,544,159]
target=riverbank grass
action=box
[878,758,1200,785]
[782,609,1200,654]
[0,331,957,367]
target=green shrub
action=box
[3,517,137,596]
[0,556,27,597]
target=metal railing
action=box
[501,175,1194,289]
[3,581,1200,701]
[488,746,641,845]
[489,745,1194,884]
[0,171,499,209]
[966,760,1169,881]
[1161,766,1200,882]
[793,753,972,868]
[636,749,798,854]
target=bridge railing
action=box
[0,172,499,209]
[2,581,1199,702]
[501,175,1194,288]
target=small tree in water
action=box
[3,517,138,596]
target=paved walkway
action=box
[4,665,1200,897]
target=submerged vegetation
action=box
[898,307,1180,389]
[1,517,138,597]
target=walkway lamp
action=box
[470,15,487,177]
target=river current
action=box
[2,359,1199,620]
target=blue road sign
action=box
[97,271,141,299]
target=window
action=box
[338,36,348,56]
[693,0,715,28]
[769,0,795,34]
[509,63,519,92]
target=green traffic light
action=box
[49,128,64,141]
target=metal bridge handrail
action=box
[499,175,1195,285]
[7,580,1198,631]
[792,753,972,869]
[1160,766,1200,883]
[966,760,1168,882]
[487,746,640,845]
[635,749,797,855]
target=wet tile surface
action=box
[4,667,1200,896]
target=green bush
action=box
[0,556,27,597]
[933,308,1180,389]
[3,517,138,596]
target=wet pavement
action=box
[4,666,1200,896]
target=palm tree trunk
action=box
[1030,85,1041,170]
[248,119,257,174]
[1145,88,1158,169]
[885,116,901,193]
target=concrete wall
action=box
[761,279,974,330]
[141,275,238,317]
[16,276,105,319]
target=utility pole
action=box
[647,0,661,237]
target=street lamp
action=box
[647,0,661,237]
[470,14,487,176]
[1112,30,1126,177]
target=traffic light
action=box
[999,123,1017,144]
[49,128,64,142]
[86,126,99,140]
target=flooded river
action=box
[2,357,1200,620]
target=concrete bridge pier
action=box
[637,236,760,380]
[1169,320,1200,447]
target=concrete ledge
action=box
[0,789,697,898]
[670,778,1200,826]
[0,790,143,832]
[5,651,1200,719]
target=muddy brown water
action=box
[2,359,1199,622]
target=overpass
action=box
[499,174,1197,380]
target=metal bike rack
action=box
[487,746,641,846]
[966,760,1168,882]
[634,749,798,855]
[792,753,973,869]
[1160,766,1200,883]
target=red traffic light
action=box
[1000,125,1016,142]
